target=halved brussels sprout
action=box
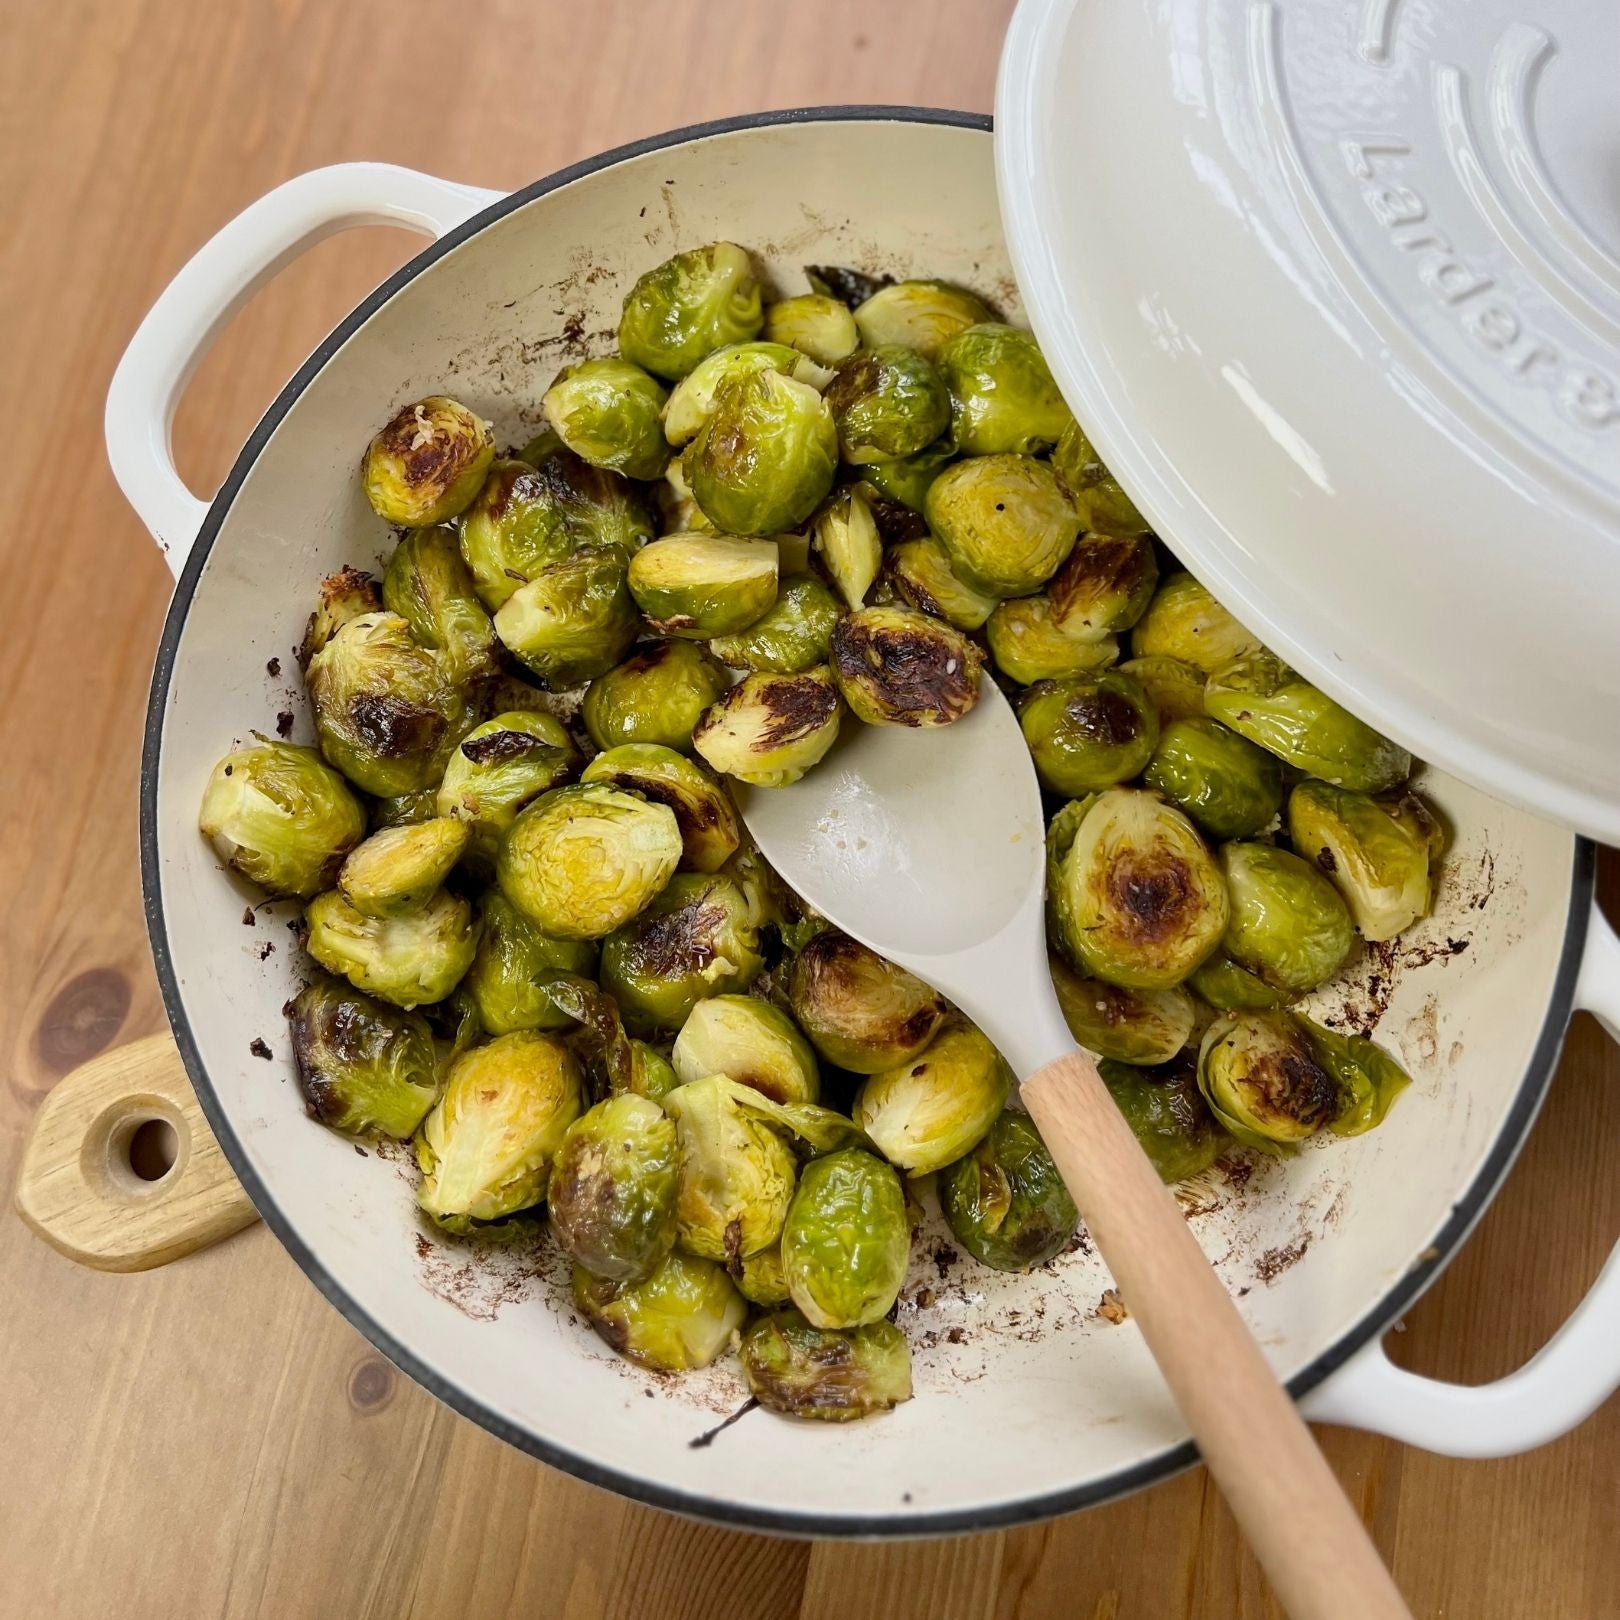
[416,1030,584,1222]
[336,818,469,917]
[854,1020,1012,1175]
[618,241,763,380]
[885,534,998,630]
[789,929,947,1073]
[925,453,1080,596]
[863,438,956,513]
[1050,421,1150,536]
[689,370,838,536]
[493,547,640,689]
[581,744,741,873]
[572,1251,746,1371]
[740,1309,912,1421]
[361,395,494,526]
[498,782,682,940]
[780,1149,908,1328]
[1130,573,1261,674]
[763,294,860,365]
[1099,1055,1227,1182]
[382,527,498,687]
[599,871,764,1035]
[936,323,1071,455]
[824,345,951,465]
[304,887,477,1008]
[735,1244,792,1307]
[1050,953,1197,1065]
[853,279,995,357]
[299,565,382,670]
[1219,841,1354,993]
[1019,671,1159,795]
[1306,1019,1413,1137]
[1047,532,1159,638]
[627,534,779,638]
[812,484,884,609]
[1043,794,1097,968]
[939,1108,1078,1269]
[987,596,1119,686]
[548,1093,679,1282]
[198,742,365,898]
[464,891,598,1035]
[306,612,467,797]
[1058,788,1229,990]
[709,574,841,673]
[1187,951,1288,1011]
[691,666,843,787]
[541,357,670,480]
[672,994,820,1105]
[1142,718,1283,841]
[664,1074,797,1262]
[1205,651,1412,793]
[661,341,823,446]
[1118,654,1209,725]
[1197,1010,1339,1152]
[830,604,983,728]
[582,640,729,754]
[287,976,440,1139]
[1287,780,1432,942]
[435,711,581,872]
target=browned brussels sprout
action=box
[464,892,598,1035]
[1047,532,1159,638]
[361,395,494,526]
[789,929,947,1074]
[381,526,498,688]
[1287,780,1432,942]
[824,345,951,464]
[1018,671,1159,795]
[830,604,983,728]
[435,711,582,873]
[885,534,998,630]
[1049,954,1197,1066]
[692,667,843,788]
[1197,1010,1339,1153]
[709,575,842,674]
[986,595,1119,686]
[582,640,729,754]
[581,744,741,874]
[1306,1019,1413,1137]
[740,1309,913,1421]
[939,1109,1078,1269]
[299,565,382,670]
[1051,420,1150,536]
[573,1251,746,1371]
[1099,1055,1227,1182]
[494,547,640,689]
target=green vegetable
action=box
[925,453,1080,596]
[1118,655,1208,725]
[987,596,1119,686]
[382,526,498,687]
[435,711,582,872]
[709,574,841,673]
[830,604,983,728]
[672,994,820,1105]
[852,279,995,357]
[936,323,1071,455]
[361,395,493,526]
[763,294,860,365]
[1142,717,1284,840]
[1047,532,1159,638]
[1219,841,1354,993]
[1131,573,1261,674]
[789,929,947,1074]
[1197,1010,1339,1153]
[939,1109,1078,1270]
[541,357,670,480]
[1050,421,1150,536]
[627,534,779,638]
[493,547,640,689]
[618,241,763,380]
[582,640,729,754]
[336,818,470,917]
[304,887,476,1008]
[824,345,951,464]
[1018,671,1159,795]
[692,667,843,787]
[1287,780,1432,941]
[581,744,741,873]
[1187,951,1288,1011]
[573,1251,746,1371]
[1050,953,1197,1065]
[1306,1020,1413,1137]
[1099,1056,1227,1182]
[299,566,381,670]
[780,1149,908,1328]
[741,1309,912,1421]
[661,341,824,447]
[735,1245,792,1307]
[811,484,884,609]
[885,534,998,630]
[464,892,598,1035]
[862,438,955,513]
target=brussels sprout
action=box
[661,341,824,447]
[1130,573,1261,674]
[435,711,582,871]
[457,453,654,612]
[548,1093,679,1282]
[1058,788,1229,990]
[740,1309,912,1421]
[415,1030,583,1223]
[536,970,672,1099]
[599,872,764,1035]
[863,438,956,514]
[779,1149,908,1328]
[789,929,947,1073]
[691,667,843,787]
[664,1074,797,1261]
[709,574,841,673]
[936,323,1071,455]
[720,839,788,935]
[1380,787,1447,866]
[1197,1010,1339,1152]
[1118,655,1208,725]
[735,1245,792,1307]
[498,782,682,940]
[1047,532,1159,638]
[1306,1019,1413,1137]
[304,887,477,1008]
[855,1021,1011,1175]
[1050,953,1197,1065]
[1098,1055,1227,1182]
[1287,780,1432,942]
[633,1041,679,1103]
[987,596,1119,686]
[1187,951,1288,1011]
[1050,420,1150,536]
[198,742,365,898]
[286,977,441,1139]
[381,526,498,687]
[582,640,729,753]
[299,565,382,670]
[824,345,951,465]
[336,819,470,917]
[1019,671,1159,795]
[618,241,764,380]
[464,891,598,1035]
[581,744,741,873]
[689,369,838,536]
[1142,718,1284,841]
[361,395,494,526]
[1219,841,1354,993]
[925,453,1080,596]
[830,604,983,728]
[939,1109,1078,1269]
[672,995,819,1105]
[853,279,996,357]
[721,1082,874,1158]
[885,534,998,630]
[493,547,640,689]
[538,356,670,480]
[1043,794,1097,968]
[812,484,884,610]
[763,294,860,365]
[627,534,779,638]
[572,1251,746,1371]
[371,787,441,830]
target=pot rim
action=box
[138,103,1597,1538]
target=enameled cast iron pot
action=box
[99,110,1620,1535]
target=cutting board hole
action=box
[127,1118,179,1183]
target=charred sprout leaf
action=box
[939,1108,1078,1269]
[885,534,998,630]
[741,1309,912,1421]
[299,566,382,671]
[937,323,1071,456]
[789,930,947,1074]
[542,357,670,480]
[806,264,892,307]
[436,711,582,872]
[1118,655,1208,725]
[337,818,470,917]
[1098,1055,1227,1182]
[824,345,952,465]
[1304,1018,1413,1137]
[830,604,983,728]
[1131,573,1262,674]
[304,887,476,1009]
[534,970,639,1096]
[812,484,884,610]
[1142,717,1283,841]
[582,640,729,754]
[1197,1010,1339,1153]
[572,1251,746,1371]
[1220,841,1353,993]
[779,1148,908,1329]
[493,546,640,689]
[1187,951,1289,1011]
[763,294,860,366]
[1050,421,1150,537]
[925,453,1080,597]
[709,1077,873,1158]
[692,666,843,788]
[672,994,820,1104]
[987,596,1119,686]
[1047,532,1159,638]
[627,534,779,638]
[863,438,956,514]
[361,395,494,526]
[382,526,498,688]
[709,574,842,673]
[618,241,764,381]
[852,279,995,357]
[1019,671,1159,795]
[735,1244,792,1307]
[1050,953,1197,1065]
[661,342,823,447]
[1287,780,1432,942]
[581,744,741,874]
[465,893,598,1036]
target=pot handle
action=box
[1302,900,1620,1455]
[104,163,504,573]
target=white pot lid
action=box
[996,0,1620,844]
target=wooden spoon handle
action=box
[1023,1051,1409,1620]
[14,1032,259,1271]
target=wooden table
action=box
[2,2,1615,1614]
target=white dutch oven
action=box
[99,111,1620,1534]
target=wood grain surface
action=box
[0,2,1614,1616]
